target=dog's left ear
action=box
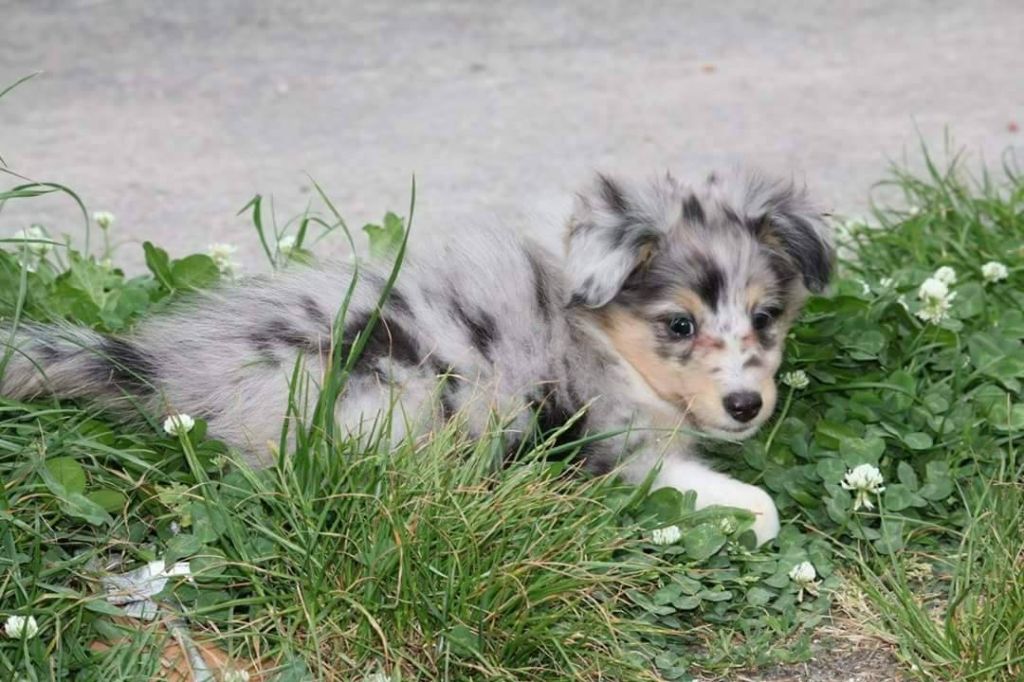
[565,174,662,308]
[752,183,834,293]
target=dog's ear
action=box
[750,181,833,293]
[565,174,662,308]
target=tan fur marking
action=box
[599,307,691,406]
[745,283,767,311]
[674,290,706,318]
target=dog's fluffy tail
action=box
[0,322,158,408]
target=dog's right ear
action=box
[749,180,834,294]
[565,174,662,308]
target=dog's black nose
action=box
[723,391,762,423]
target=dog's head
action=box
[566,170,832,439]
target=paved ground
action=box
[1,0,1022,271]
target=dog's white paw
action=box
[745,485,780,546]
[647,457,781,546]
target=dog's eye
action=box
[667,314,696,339]
[752,309,777,330]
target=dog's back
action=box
[0,229,610,463]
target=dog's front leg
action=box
[625,450,780,546]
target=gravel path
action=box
[2,0,1022,270]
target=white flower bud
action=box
[918,277,948,301]
[278,235,297,256]
[932,266,957,286]
[916,275,957,324]
[93,211,116,230]
[981,261,1009,283]
[781,370,810,390]
[788,561,820,602]
[10,225,52,256]
[163,414,195,436]
[788,561,817,585]
[207,243,242,277]
[4,615,39,639]
[650,525,682,546]
[841,464,886,511]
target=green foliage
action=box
[855,461,1024,681]
[143,241,220,293]
[0,237,203,331]
[363,211,407,260]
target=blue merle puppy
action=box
[0,170,831,545]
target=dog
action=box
[0,169,831,545]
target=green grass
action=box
[835,154,1024,681]
[2,73,1023,680]
[0,363,666,679]
[854,458,1023,679]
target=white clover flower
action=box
[650,525,682,545]
[12,252,40,273]
[916,298,954,324]
[841,463,886,511]
[222,670,250,682]
[9,226,53,272]
[277,234,297,256]
[981,261,1009,283]
[907,205,920,216]
[4,615,39,639]
[916,276,956,324]
[917,298,954,324]
[879,277,895,290]
[788,561,819,602]
[10,225,52,255]
[932,266,957,286]
[781,370,809,390]
[207,242,242,278]
[918,277,949,301]
[162,413,195,437]
[93,211,115,230]
[788,561,817,585]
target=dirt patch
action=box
[736,638,907,682]
[726,571,911,682]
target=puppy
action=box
[0,170,831,545]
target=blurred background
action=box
[1,0,1022,270]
